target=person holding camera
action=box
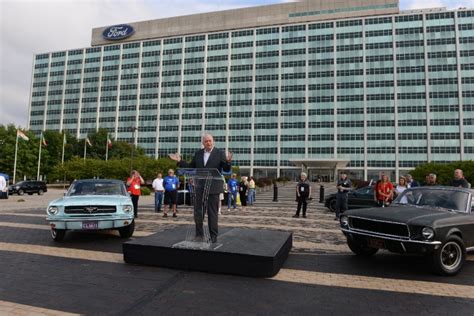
[126,170,144,218]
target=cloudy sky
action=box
[1,0,471,128]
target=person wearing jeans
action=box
[227,173,238,211]
[152,173,164,212]
[247,176,256,205]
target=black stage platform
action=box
[123,227,292,277]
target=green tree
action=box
[410,161,474,185]
[0,124,39,182]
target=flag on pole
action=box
[107,137,112,149]
[42,136,48,146]
[17,130,29,141]
[63,133,67,144]
[85,137,92,146]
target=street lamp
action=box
[130,126,137,172]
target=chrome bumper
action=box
[341,227,441,250]
[46,215,134,230]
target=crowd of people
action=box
[125,151,470,226]
[147,171,257,218]
[371,169,470,209]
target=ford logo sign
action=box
[102,24,134,40]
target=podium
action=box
[174,168,224,249]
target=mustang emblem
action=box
[84,207,98,213]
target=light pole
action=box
[130,127,137,172]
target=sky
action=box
[1,0,472,129]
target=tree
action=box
[410,161,474,185]
[0,124,39,181]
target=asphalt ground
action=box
[0,183,473,315]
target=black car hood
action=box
[345,205,463,226]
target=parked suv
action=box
[9,181,47,195]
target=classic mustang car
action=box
[340,186,474,276]
[46,179,135,241]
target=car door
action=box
[466,197,474,247]
[24,181,32,193]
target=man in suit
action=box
[169,133,232,243]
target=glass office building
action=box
[28,0,474,180]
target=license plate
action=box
[367,237,385,249]
[82,221,99,230]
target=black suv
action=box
[9,181,47,195]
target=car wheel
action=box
[347,237,378,256]
[118,220,135,238]
[51,228,66,242]
[38,189,44,195]
[328,199,337,212]
[18,189,24,196]
[431,235,466,276]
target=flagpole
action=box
[83,138,87,161]
[105,133,109,161]
[13,134,19,184]
[61,133,65,165]
[37,132,42,180]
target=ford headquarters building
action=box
[28,0,474,181]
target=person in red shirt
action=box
[377,174,394,207]
[126,170,144,218]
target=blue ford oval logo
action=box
[102,24,135,40]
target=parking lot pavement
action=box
[0,183,473,315]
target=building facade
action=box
[28,0,474,181]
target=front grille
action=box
[64,205,116,214]
[349,217,409,238]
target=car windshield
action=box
[67,182,126,196]
[356,186,372,195]
[393,188,469,213]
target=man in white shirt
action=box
[0,175,7,199]
[152,173,164,213]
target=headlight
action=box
[122,205,133,213]
[340,216,349,227]
[421,227,435,241]
[47,206,59,215]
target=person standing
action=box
[293,172,311,218]
[239,176,249,212]
[335,172,352,220]
[0,174,7,199]
[247,176,256,205]
[376,174,393,207]
[424,173,438,186]
[227,173,239,212]
[405,174,419,187]
[394,176,408,198]
[152,173,164,213]
[450,169,470,188]
[126,170,144,218]
[170,133,232,243]
[163,169,179,218]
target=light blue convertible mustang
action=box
[46,179,135,241]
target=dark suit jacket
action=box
[178,147,231,194]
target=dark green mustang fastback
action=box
[340,186,474,276]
